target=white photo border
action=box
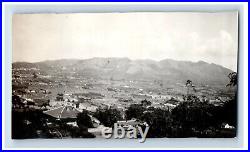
[2,2,248,150]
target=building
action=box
[43,105,80,119]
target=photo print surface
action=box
[12,12,238,140]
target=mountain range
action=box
[13,58,233,85]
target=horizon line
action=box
[12,57,235,71]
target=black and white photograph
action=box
[12,12,238,140]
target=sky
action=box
[13,12,238,71]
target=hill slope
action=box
[13,58,233,85]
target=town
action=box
[12,60,237,139]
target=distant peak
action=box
[91,57,130,60]
[197,60,208,64]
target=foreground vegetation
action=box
[12,97,236,138]
[12,72,237,138]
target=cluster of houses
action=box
[48,93,99,113]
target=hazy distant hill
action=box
[13,58,233,85]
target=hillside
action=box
[13,58,233,85]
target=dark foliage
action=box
[171,102,221,137]
[12,109,46,139]
[227,72,237,87]
[125,97,236,138]
[218,98,237,127]
[76,110,93,128]
[93,108,122,127]
[141,108,172,138]
[125,104,146,120]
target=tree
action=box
[221,72,237,127]
[219,98,237,127]
[227,72,237,87]
[76,110,93,128]
[33,72,38,79]
[185,80,193,95]
[12,109,45,139]
[141,99,151,107]
[141,108,172,138]
[184,80,197,102]
[93,108,122,127]
[171,102,220,137]
[125,104,145,120]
